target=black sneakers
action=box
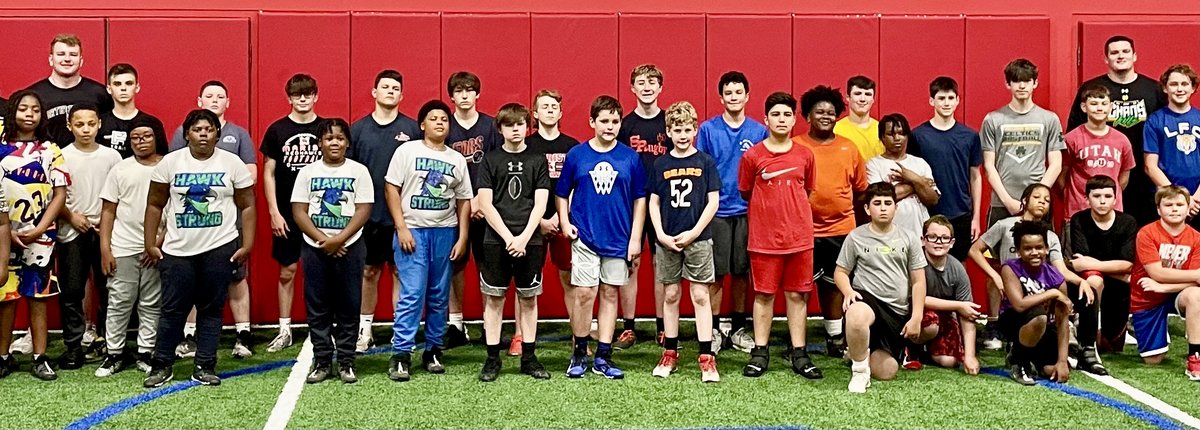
[790,349,824,379]
[1010,363,1036,385]
[31,355,57,381]
[305,363,332,384]
[1077,346,1109,376]
[479,356,501,382]
[0,355,14,379]
[57,347,86,370]
[422,348,445,374]
[444,325,469,349]
[520,357,551,380]
[388,353,411,382]
[191,365,221,386]
[144,365,174,388]
[826,336,846,359]
[743,346,770,378]
[95,353,129,377]
[339,363,358,384]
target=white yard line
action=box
[263,336,313,430]
[1082,371,1200,430]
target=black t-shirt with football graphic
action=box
[26,77,112,146]
[447,112,503,192]
[650,151,721,239]
[618,109,669,180]
[260,116,323,223]
[99,110,168,157]
[527,131,578,219]
[476,147,551,246]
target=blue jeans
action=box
[391,227,457,354]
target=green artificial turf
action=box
[1,320,1195,430]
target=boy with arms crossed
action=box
[793,85,868,358]
[908,77,982,260]
[475,103,552,382]
[445,71,502,347]
[261,74,324,353]
[1128,185,1200,379]
[739,92,820,379]
[617,64,670,348]
[836,182,927,393]
[96,118,165,377]
[57,104,122,369]
[1069,175,1136,367]
[648,101,721,382]
[349,70,422,352]
[557,95,647,379]
[291,118,372,384]
[695,71,767,352]
[866,113,939,235]
[384,100,472,382]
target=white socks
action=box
[449,313,464,330]
[279,318,291,333]
[360,314,374,332]
[824,319,844,337]
[184,322,197,337]
[851,358,870,374]
[234,322,250,332]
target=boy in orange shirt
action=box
[793,85,869,358]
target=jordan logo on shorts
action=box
[589,161,619,195]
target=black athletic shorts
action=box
[711,215,749,276]
[999,306,1061,368]
[853,292,909,360]
[455,219,487,268]
[478,243,546,298]
[813,235,847,286]
[363,221,395,267]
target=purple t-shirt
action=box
[1000,259,1064,314]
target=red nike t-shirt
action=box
[737,140,816,254]
[1130,221,1200,312]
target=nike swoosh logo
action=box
[761,167,797,180]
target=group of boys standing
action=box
[1,33,1199,392]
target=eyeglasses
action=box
[923,235,954,244]
[129,134,154,142]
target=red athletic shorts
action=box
[749,249,814,294]
[545,232,572,271]
[922,310,964,361]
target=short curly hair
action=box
[800,85,845,118]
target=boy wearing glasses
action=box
[912,215,979,375]
[261,74,324,352]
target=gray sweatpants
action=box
[105,254,162,355]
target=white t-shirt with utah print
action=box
[290,159,374,247]
[151,149,254,256]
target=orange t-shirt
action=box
[792,134,868,237]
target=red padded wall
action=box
[254,12,352,323]
[705,15,793,121]
[792,16,880,134]
[349,13,442,121]
[879,16,965,123]
[108,18,251,138]
[531,14,619,141]
[618,14,708,117]
[0,18,106,95]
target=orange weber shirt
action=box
[793,134,867,237]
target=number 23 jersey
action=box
[0,140,64,237]
[650,151,720,238]
[737,141,815,254]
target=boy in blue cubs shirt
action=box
[557,95,647,379]
[695,71,768,353]
[649,101,721,382]
[476,103,552,382]
[290,118,373,384]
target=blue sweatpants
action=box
[391,226,457,354]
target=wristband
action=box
[1081,270,1102,280]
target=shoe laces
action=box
[619,330,636,342]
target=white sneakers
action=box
[849,370,871,393]
[267,329,293,353]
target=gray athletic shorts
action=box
[654,239,716,284]
[570,240,629,287]
[710,215,749,276]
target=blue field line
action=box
[980,367,1183,430]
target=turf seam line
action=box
[980,367,1184,430]
[263,337,314,430]
[1080,371,1200,430]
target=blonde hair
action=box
[665,101,698,129]
[50,34,82,52]
[630,64,663,85]
[1156,185,1192,206]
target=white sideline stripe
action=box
[1081,372,1200,430]
[263,337,313,430]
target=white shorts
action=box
[570,240,629,287]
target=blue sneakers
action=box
[591,356,625,379]
[566,355,589,378]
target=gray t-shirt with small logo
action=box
[836,224,927,315]
[981,105,1065,206]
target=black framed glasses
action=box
[922,234,954,244]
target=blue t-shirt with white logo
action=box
[650,151,721,239]
[695,115,767,217]
[555,141,647,258]
[1144,106,1200,192]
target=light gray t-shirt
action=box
[925,256,973,302]
[979,216,1063,264]
[981,105,1065,206]
[170,122,257,165]
[836,224,927,315]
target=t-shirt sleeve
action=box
[851,152,868,192]
[384,149,405,187]
[1135,229,1160,267]
[289,167,309,204]
[475,156,495,191]
[630,156,648,199]
[1143,114,1162,155]
[1046,115,1066,152]
[980,221,1004,252]
[48,145,68,187]
[705,156,721,193]
[169,126,187,152]
[695,124,710,153]
[907,232,928,270]
[865,157,888,184]
[737,150,754,193]
[555,153,575,198]
[804,150,816,193]
[150,157,171,184]
[534,158,551,191]
[259,126,279,160]
[356,165,376,204]
[237,128,257,164]
[453,157,473,199]
[230,155,254,188]
[1119,218,1137,262]
[950,260,974,302]
[1119,135,1135,172]
[907,131,924,158]
[980,116,998,153]
[835,231,859,271]
[1069,214,1091,257]
[1048,231,1065,262]
[969,131,983,167]
[99,169,119,203]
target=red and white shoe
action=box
[508,335,523,357]
[1186,353,1200,381]
[699,354,720,383]
[901,347,923,371]
[652,350,679,378]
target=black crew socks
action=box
[664,337,679,351]
[732,312,750,332]
[655,317,664,333]
[522,342,537,361]
[1189,343,1200,356]
[699,341,713,355]
[573,336,588,357]
[486,343,501,359]
[623,318,636,332]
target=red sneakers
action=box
[652,350,679,378]
[699,354,720,383]
[1186,353,1200,381]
